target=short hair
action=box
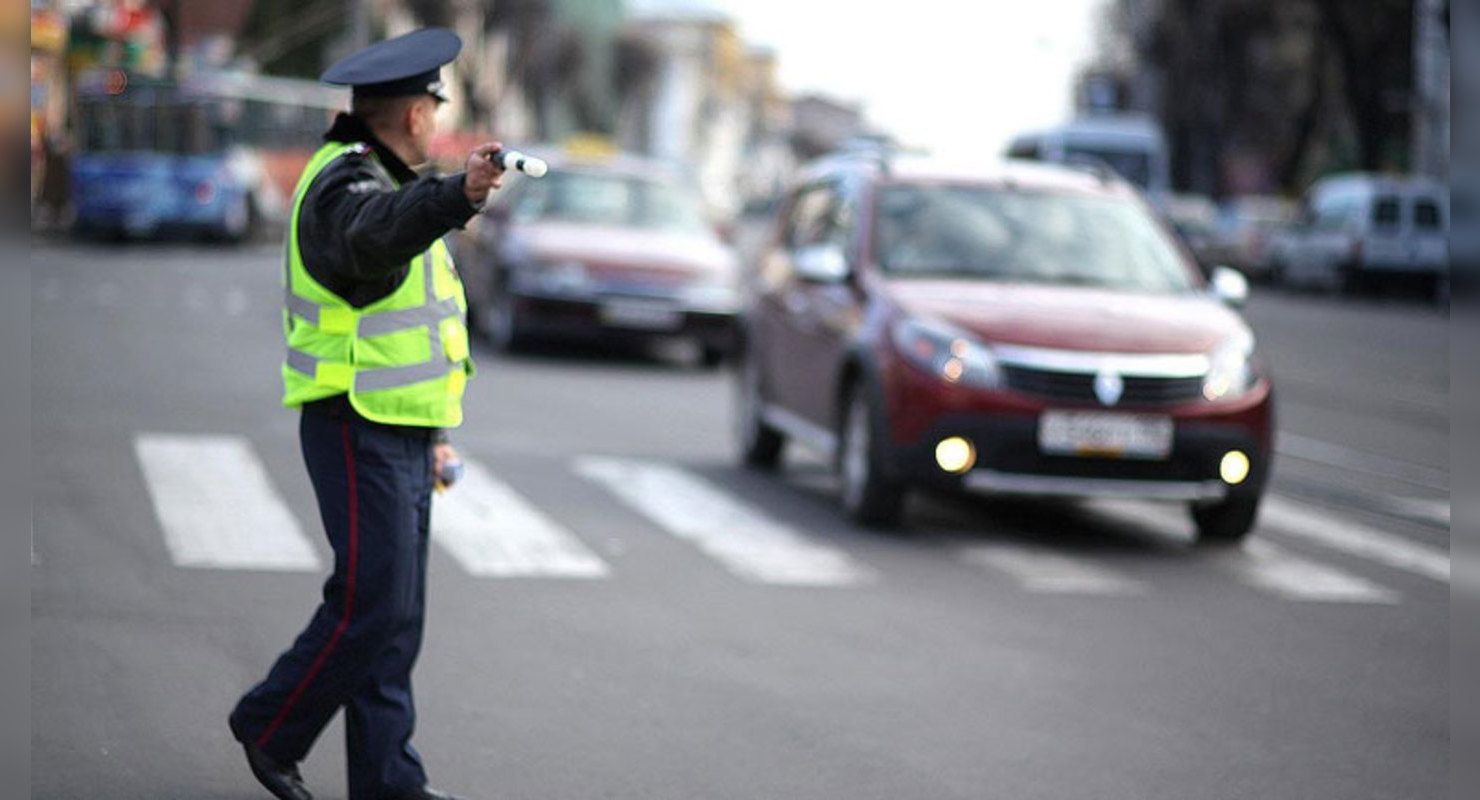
[350,93,423,128]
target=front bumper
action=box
[891,411,1268,501]
[511,290,739,350]
[882,359,1274,501]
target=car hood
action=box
[509,220,737,280]
[886,279,1247,354]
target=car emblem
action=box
[1094,370,1124,406]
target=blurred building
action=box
[617,6,792,216]
[788,94,865,159]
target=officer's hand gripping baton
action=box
[487,149,548,178]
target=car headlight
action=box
[1203,332,1259,401]
[535,260,593,295]
[891,318,1002,388]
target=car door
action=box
[1363,193,1405,270]
[752,183,835,422]
[1295,193,1358,288]
[786,181,866,430]
[1409,193,1448,272]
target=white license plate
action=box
[599,299,682,330]
[1038,411,1173,460]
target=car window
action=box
[1413,198,1443,230]
[873,183,1195,293]
[510,170,708,233]
[785,185,838,249]
[1372,196,1401,229]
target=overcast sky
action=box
[628,0,1105,159]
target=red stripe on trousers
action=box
[256,418,360,750]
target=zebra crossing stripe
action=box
[1085,498,1401,602]
[958,543,1146,595]
[1258,496,1449,583]
[1212,540,1399,604]
[573,456,873,587]
[134,433,321,571]
[432,459,609,579]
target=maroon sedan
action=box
[457,150,740,365]
[736,154,1273,543]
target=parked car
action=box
[1272,173,1448,295]
[736,153,1274,544]
[1214,195,1298,281]
[1162,194,1226,271]
[455,146,741,365]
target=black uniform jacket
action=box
[298,112,480,308]
[296,113,479,438]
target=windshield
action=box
[874,184,1195,293]
[1063,145,1151,189]
[511,170,709,233]
[77,98,228,155]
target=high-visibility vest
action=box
[281,141,473,427]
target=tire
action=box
[699,344,727,369]
[735,352,784,469]
[837,383,907,528]
[1191,494,1260,546]
[1338,263,1367,296]
[488,285,526,353]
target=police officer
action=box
[228,28,502,800]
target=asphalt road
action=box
[32,240,1447,800]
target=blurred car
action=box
[1213,195,1298,281]
[1162,193,1226,271]
[1273,173,1449,296]
[736,153,1274,544]
[456,146,741,365]
[1005,113,1171,205]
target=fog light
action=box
[935,437,976,474]
[1219,450,1250,485]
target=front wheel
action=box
[838,385,907,528]
[699,344,727,369]
[1190,494,1260,546]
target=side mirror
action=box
[1210,265,1249,308]
[792,243,849,284]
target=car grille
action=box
[1002,364,1205,406]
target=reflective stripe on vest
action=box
[281,141,471,424]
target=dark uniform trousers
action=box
[231,403,434,799]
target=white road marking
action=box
[1212,540,1399,604]
[958,543,1146,595]
[432,460,608,579]
[1085,498,1403,601]
[134,433,321,571]
[1259,496,1450,583]
[574,456,872,586]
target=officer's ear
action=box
[407,96,437,138]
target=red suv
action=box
[735,154,1274,543]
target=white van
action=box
[1275,173,1448,294]
[1006,114,1171,205]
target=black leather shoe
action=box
[392,787,465,800]
[241,742,313,800]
